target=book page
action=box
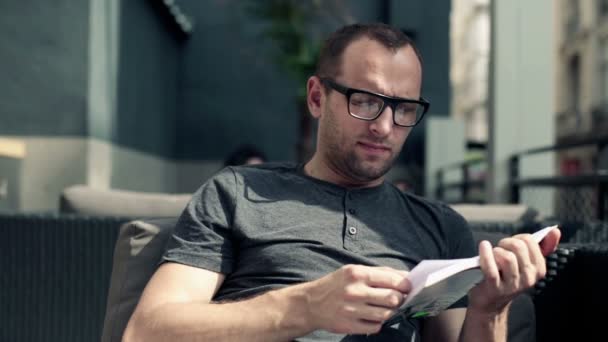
[386,225,557,323]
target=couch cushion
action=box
[450,204,538,223]
[59,185,191,217]
[101,217,178,342]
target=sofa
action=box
[1,186,191,342]
[2,185,607,342]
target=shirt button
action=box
[348,208,356,215]
[348,226,357,235]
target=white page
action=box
[388,225,557,321]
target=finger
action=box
[356,304,396,324]
[493,247,519,292]
[478,240,500,287]
[540,228,561,256]
[498,237,531,264]
[340,303,392,329]
[348,320,383,335]
[518,234,546,280]
[499,237,535,288]
[517,235,543,267]
[363,287,404,308]
[365,268,410,293]
[373,266,409,278]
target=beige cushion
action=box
[101,217,178,342]
[59,185,191,217]
[450,204,538,223]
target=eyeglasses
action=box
[319,77,430,127]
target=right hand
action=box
[305,265,410,335]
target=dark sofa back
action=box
[0,214,127,342]
[534,244,608,342]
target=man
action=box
[124,23,560,341]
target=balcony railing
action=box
[509,135,608,221]
[435,157,486,204]
[435,135,608,221]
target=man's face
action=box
[315,38,423,184]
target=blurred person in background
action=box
[224,144,267,167]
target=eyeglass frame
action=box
[319,77,430,127]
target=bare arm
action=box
[123,262,311,342]
[421,308,466,342]
[123,263,410,342]
[461,228,560,342]
[421,303,508,342]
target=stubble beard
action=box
[341,147,395,182]
[322,109,397,183]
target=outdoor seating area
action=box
[4,1,608,341]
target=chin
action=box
[352,163,392,181]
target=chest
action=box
[230,194,445,278]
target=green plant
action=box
[245,0,322,101]
[245,0,352,161]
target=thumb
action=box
[540,228,561,256]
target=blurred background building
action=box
[450,0,490,144]
[552,0,608,221]
[0,0,451,211]
[0,0,606,221]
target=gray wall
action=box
[0,0,180,158]
[0,0,454,208]
[0,0,90,136]
[114,0,180,157]
[390,0,452,193]
[176,1,300,161]
[175,0,385,162]
[0,0,451,164]
[392,0,451,115]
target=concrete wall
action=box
[0,0,90,136]
[425,117,466,200]
[175,1,299,161]
[0,0,453,210]
[488,0,555,215]
[114,0,180,157]
[392,0,451,115]
[391,0,452,194]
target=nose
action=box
[369,105,394,137]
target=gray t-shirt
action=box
[163,163,476,341]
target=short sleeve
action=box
[162,168,238,274]
[439,203,477,259]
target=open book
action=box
[386,225,557,324]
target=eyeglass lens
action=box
[348,92,423,126]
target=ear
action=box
[307,76,324,119]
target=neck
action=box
[304,154,384,189]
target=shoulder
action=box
[392,188,466,224]
[391,188,473,249]
[228,162,300,177]
[224,162,301,186]
[198,162,298,189]
[194,162,305,201]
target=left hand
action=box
[468,228,561,315]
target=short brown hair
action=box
[315,23,422,79]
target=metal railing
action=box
[435,157,486,203]
[509,135,608,221]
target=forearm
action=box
[458,305,509,342]
[124,283,315,342]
